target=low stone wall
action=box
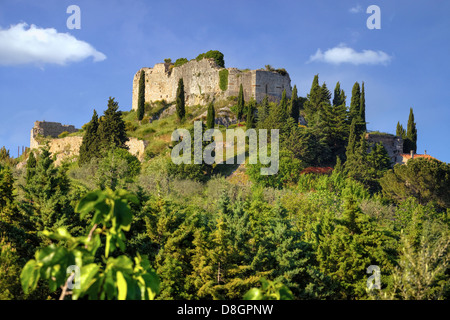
[30,136,148,166]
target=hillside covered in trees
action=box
[1,60,449,300]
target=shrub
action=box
[125,121,137,132]
[219,69,229,91]
[174,58,188,67]
[195,50,225,68]
[275,68,287,76]
[58,131,69,138]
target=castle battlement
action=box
[132,58,292,110]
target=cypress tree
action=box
[345,118,358,162]
[303,74,327,127]
[279,89,288,113]
[349,82,361,124]
[206,102,215,129]
[98,97,128,150]
[237,84,245,121]
[26,151,36,183]
[396,121,406,139]
[333,82,346,107]
[359,82,366,132]
[137,70,145,121]
[257,95,270,128]
[405,108,417,153]
[176,78,186,121]
[246,98,256,129]
[320,83,331,105]
[289,85,299,122]
[79,109,100,165]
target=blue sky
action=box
[0,0,449,162]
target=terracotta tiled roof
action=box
[400,153,436,160]
[300,167,333,175]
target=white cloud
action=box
[0,23,106,66]
[308,45,392,66]
[349,5,362,13]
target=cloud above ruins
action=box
[0,23,106,66]
[308,44,392,66]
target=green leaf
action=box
[76,190,106,218]
[141,270,160,299]
[20,260,39,294]
[105,233,112,257]
[73,263,100,300]
[114,199,132,230]
[116,271,127,300]
[243,288,263,300]
[108,255,133,273]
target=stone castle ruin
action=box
[30,121,78,149]
[132,58,292,110]
[366,132,404,164]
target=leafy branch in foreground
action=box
[244,278,293,300]
[20,189,160,300]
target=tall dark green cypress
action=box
[98,97,128,150]
[303,74,324,127]
[237,84,245,121]
[26,151,36,183]
[206,102,215,129]
[359,82,366,132]
[279,89,288,114]
[176,78,186,121]
[246,98,256,129]
[396,121,406,139]
[405,108,417,153]
[289,85,299,122]
[137,70,145,121]
[79,109,100,164]
[333,82,346,107]
[349,82,361,124]
[257,95,270,127]
[345,118,358,162]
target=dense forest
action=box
[0,72,449,300]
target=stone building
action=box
[365,132,403,164]
[132,58,292,110]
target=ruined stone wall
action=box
[31,132,148,165]
[366,133,403,164]
[132,58,292,109]
[30,121,78,149]
[255,70,292,102]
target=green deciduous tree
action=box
[20,189,160,300]
[380,158,450,209]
